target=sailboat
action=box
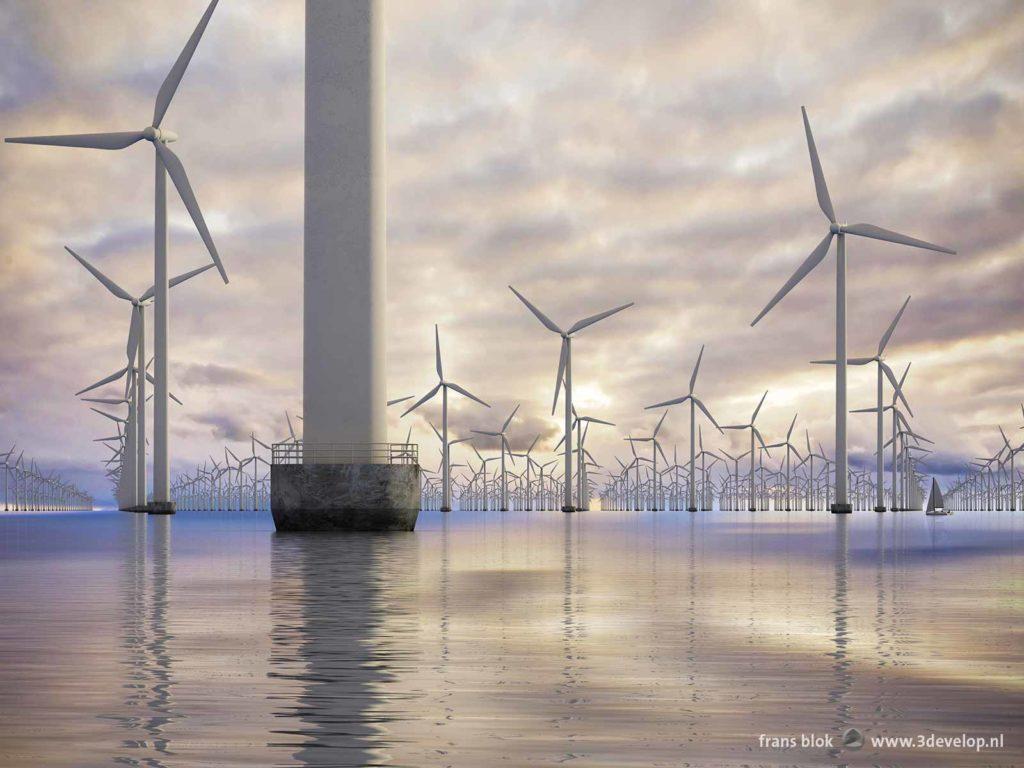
[925,478,950,516]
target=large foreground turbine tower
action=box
[273,0,419,531]
[304,0,386,446]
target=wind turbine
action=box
[750,107,955,513]
[472,404,520,511]
[66,245,213,506]
[626,411,670,510]
[722,391,770,511]
[830,296,913,511]
[6,0,227,510]
[402,325,489,511]
[509,285,633,512]
[765,414,803,511]
[645,344,722,511]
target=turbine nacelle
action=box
[143,126,178,144]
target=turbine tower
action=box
[304,0,386,447]
[272,1,419,531]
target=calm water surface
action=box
[0,509,1020,767]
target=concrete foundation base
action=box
[831,503,853,514]
[874,505,887,513]
[271,463,420,532]
[146,501,176,515]
[561,505,576,513]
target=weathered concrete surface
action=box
[145,501,175,515]
[272,463,420,532]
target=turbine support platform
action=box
[270,443,420,532]
[831,503,853,514]
[147,501,176,515]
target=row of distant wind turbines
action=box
[3,0,966,513]
[0,445,92,511]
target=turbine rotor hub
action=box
[143,126,179,143]
[830,222,845,235]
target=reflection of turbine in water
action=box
[269,533,419,766]
[109,514,176,766]
[871,514,892,731]
[828,517,852,758]
[437,516,453,727]
[558,514,585,760]
[684,514,701,736]
[144,516,177,753]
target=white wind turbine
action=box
[402,325,489,511]
[509,285,633,512]
[6,0,228,510]
[645,344,722,512]
[818,296,913,512]
[472,404,520,511]
[722,391,770,512]
[750,107,955,513]
[66,245,213,507]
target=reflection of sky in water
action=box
[0,509,1020,767]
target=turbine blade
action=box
[434,325,443,381]
[878,295,911,355]
[881,361,913,417]
[689,344,704,394]
[566,301,634,335]
[801,106,836,224]
[154,141,228,283]
[447,381,490,408]
[387,395,413,407]
[844,223,955,255]
[126,309,141,363]
[502,403,520,433]
[552,338,567,416]
[90,407,126,424]
[646,393,689,410]
[751,232,833,326]
[5,131,145,150]
[401,383,441,417]
[653,410,668,438]
[169,262,216,290]
[153,0,220,128]
[76,366,129,396]
[64,246,133,301]
[752,391,768,422]
[508,285,562,334]
[144,371,184,406]
[579,416,615,427]
[693,397,723,432]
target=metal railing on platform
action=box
[272,442,419,466]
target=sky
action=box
[0,0,1022,507]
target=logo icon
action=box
[842,727,864,750]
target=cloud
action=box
[177,362,264,388]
